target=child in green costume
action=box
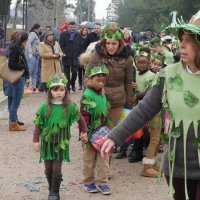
[126,47,155,163]
[33,74,87,200]
[80,64,111,195]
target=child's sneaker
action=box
[84,183,98,193]
[97,185,111,195]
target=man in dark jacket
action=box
[83,22,101,51]
[59,21,82,92]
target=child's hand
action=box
[80,132,88,143]
[33,142,40,152]
[101,88,105,95]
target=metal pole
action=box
[53,0,58,27]
[25,0,27,30]
[77,0,80,24]
[0,0,3,25]
[87,0,90,21]
[3,0,7,48]
[22,0,25,30]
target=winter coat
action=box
[83,32,100,51]
[39,41,63,82]
[59,31,82,66]
[8,44,29,79]
[88,42,134,108]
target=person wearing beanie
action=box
[39,31,63,91]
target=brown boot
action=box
[9,122,26,131]
[153,163,160,172]
[140,157,159,178]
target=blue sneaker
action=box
[84,183,98,193]
[97,185,111,195]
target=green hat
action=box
[161,35,172,42]
[85,64,109,77]
[47,74,68,89]
[149,37,161,47]
[101,22,123,40]
[168,10,200,35]
[131,43,141,50]
[152,53,165,64]
[135,49,151,59]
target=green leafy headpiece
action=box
[167,10,200,36]
[135,49,151,59]
[85,64,109,77]
[47,74,68,89]
[152,53,165,64]
[101,22,123,40]
[149,37,161,47]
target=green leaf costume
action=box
[154,62,200,199]
[81,88,110,135]
[34,102,79,162]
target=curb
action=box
[0,91,8,118]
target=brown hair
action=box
[99,38,124,55]
[46,86,71,117]
[10,31,20,41]
[178,30,200,69]
[80,27,88,36]
[15,31,29,45]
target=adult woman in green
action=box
[101,11,200,200]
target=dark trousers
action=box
[78,66,85,86]
[44,160,63,176]
[165,175,200,200]
[63,65,78,89]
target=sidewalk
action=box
[0,90,172,200]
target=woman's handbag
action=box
[88,126,110,152]
[0,60,24,84]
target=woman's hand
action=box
[53,54,60,58]
[33,142,40,152]
[59,53,64,58]
[80,132,88,143]
[29,53,33,59]
[132,81,137,89]
[101,138,115,159]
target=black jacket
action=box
[83,32,100,51]
[8,44,29,79]
[59,31,82,66]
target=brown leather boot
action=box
[9,122,26,131]
[153,163,160,172]
[140,157,159,178]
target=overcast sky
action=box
[68,0,111,19]
[95,0,111,19]
[11,0,111,19]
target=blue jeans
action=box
[26,54,39,88]
[9,78,25,122]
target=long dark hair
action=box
[15,31,29,45]
[46,86,70,118]
[29,23,40,32]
